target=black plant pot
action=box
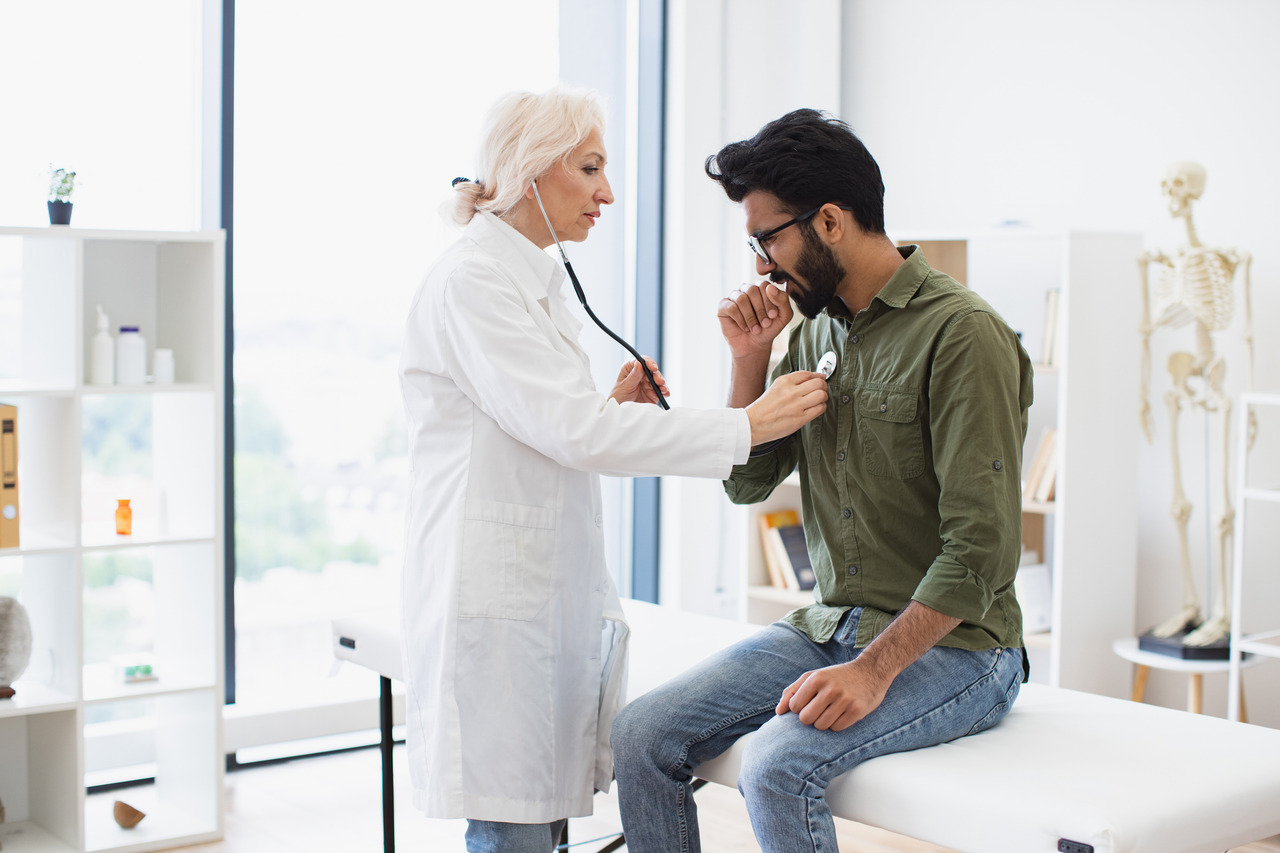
[48,200,73,225]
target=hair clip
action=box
[451,176,472,187]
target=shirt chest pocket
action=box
[859,390,926,479]
[460,500,557,621]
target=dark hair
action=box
[705,108,885,235]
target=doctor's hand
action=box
[610,357,669,406]
[746,371,827,445]
[718,281,793,360]
[776,659,890,732]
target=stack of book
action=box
[758,509,816,591]
[1024,427,1057,504]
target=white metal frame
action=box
[1227,392,1280,721]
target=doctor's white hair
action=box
[449,86,606,226]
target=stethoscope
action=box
[531,180,670,410]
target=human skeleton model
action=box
[1138,161,1254,647]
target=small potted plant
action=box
[48,166,76,225]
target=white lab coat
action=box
[398,211,750,822]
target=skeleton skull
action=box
[1161,161,1206,219]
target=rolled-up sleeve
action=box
[911,310,1028,624]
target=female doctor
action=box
[398,86,827,853]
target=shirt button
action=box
[847,565,858,575]
[993,460,1003,471]
[851,334,860,344]
[879,403,888,413]
[595,515,603,527]
[842,508,851,519]
[841,394,850,404]
[836,451,846,462]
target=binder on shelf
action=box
[758,509,800,589]
[1,403,17,549]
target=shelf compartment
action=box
[0,710,81,851]
[0,552,81,704]
[83,692,221,853]
[0,233,78,390]
[2,395,82,550]
[82,542,218,704]
[0,819,80,853]
[81,238,221,389]
[80,393,216,545]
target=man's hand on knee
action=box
[776,661,890,732]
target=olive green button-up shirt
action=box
[726,246,1034,651]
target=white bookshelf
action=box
[742,230,1142,699]
[0,225,225,852]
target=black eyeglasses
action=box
[747,204,852,264]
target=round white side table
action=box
[1112,637,1262,720]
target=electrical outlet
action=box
[1058,840,1094,853]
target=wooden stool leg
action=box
[1239,680,1248,725]
[1131,664,1150,703]
[1188,673,1203,714]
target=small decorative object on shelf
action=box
[47,165,76,225]
[153,347,175,384]
[112,800,146,829]
[91,305,115,385]
[0,596,33,699]
[115,498,132,535]
[115,325,147,385]
[114,654,157,683]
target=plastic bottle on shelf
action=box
[115,326,146,385]
[90,305,115,385]
[115,499,132,535]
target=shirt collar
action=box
[824,244,927,322]
[466,210,568,300]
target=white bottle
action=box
[90,305,115,385]
[115,326,147,385]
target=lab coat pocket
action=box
[460,500,557,621]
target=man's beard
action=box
[771,224,846,319]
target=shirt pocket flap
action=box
[861,390,917,424]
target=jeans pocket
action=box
[965,648,1021,736]
[459,500,557,621]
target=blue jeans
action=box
[611,609,1023,853]
[464,818,566,853]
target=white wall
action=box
[662,0,1280,727]
[840,0,1280,726]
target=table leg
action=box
[381,675,395,853]
[1188,672,1203,714]
[1240,681,1249,725]
[1131,664,1150,703]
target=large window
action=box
[230,3,560,749]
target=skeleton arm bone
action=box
[1240,250,1257,449]
[1138,250,1171,443]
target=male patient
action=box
[611,109,1034,852]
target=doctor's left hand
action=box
[610,357,669,406]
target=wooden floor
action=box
[160,744,1280,852]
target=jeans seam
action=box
[799,648,1009,788]
[665,704,775,853]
